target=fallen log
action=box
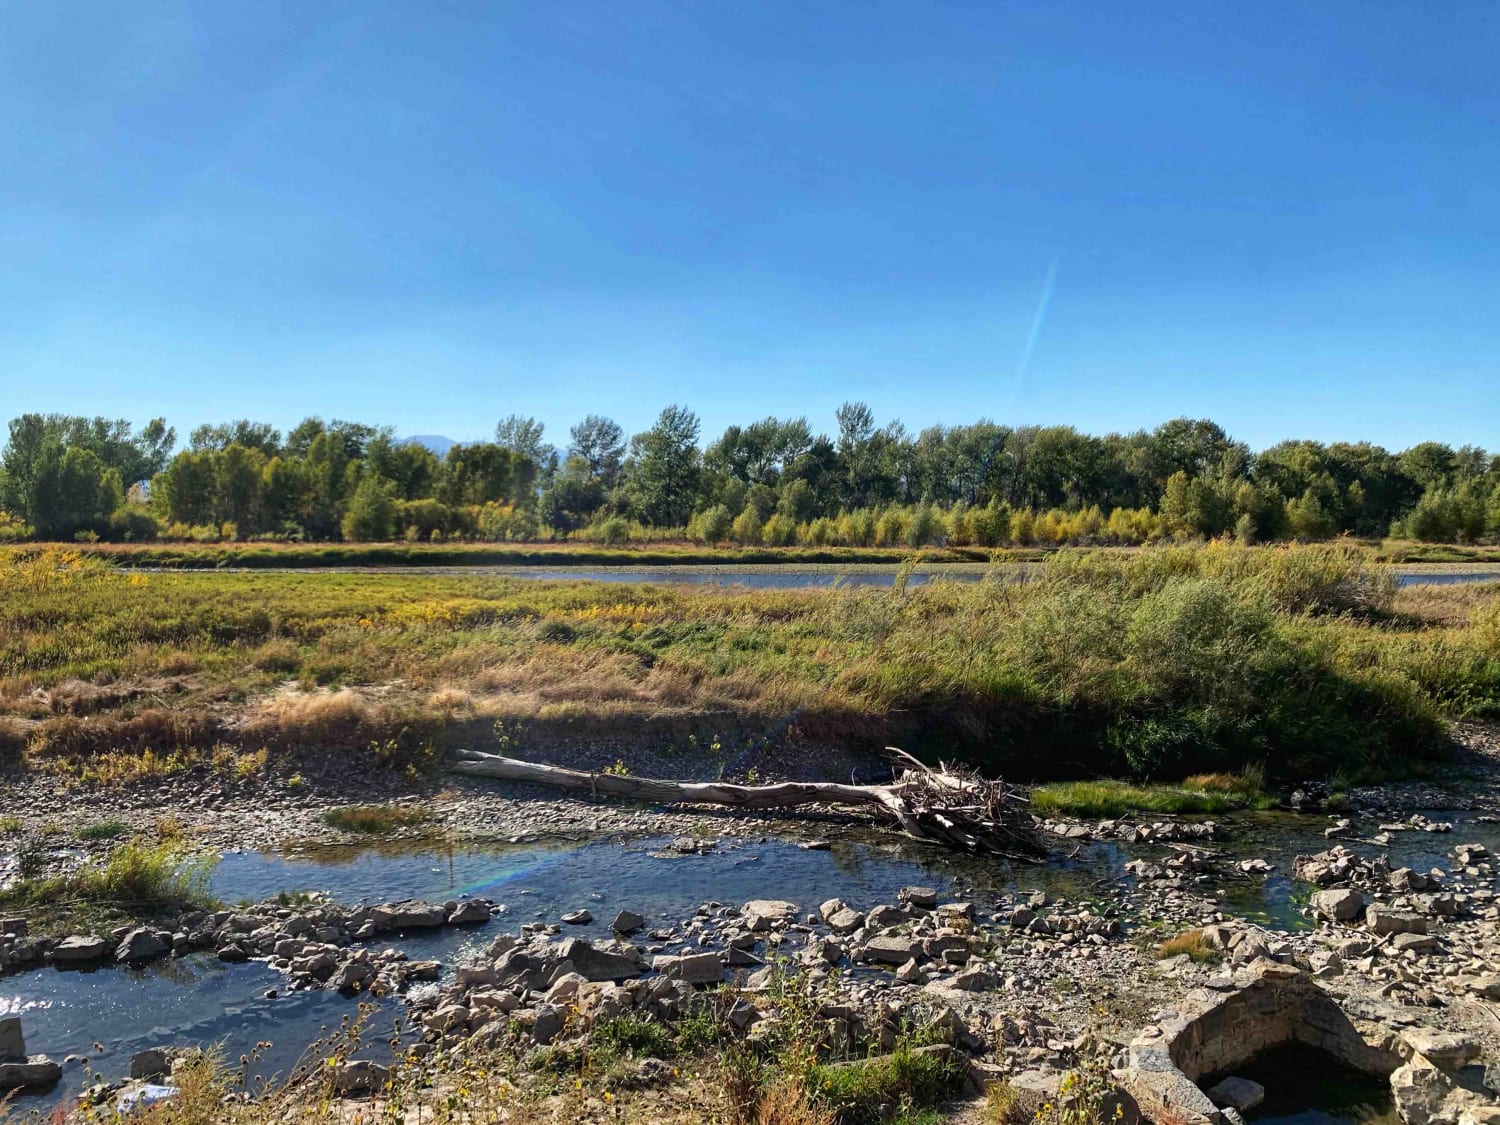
[450,746,1044,860]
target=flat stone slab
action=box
[1206,1076,1265,1112]
[1402,1028,1480,1071]
[0,1056,62,1090]
[862,935,921,964]
[370,902,445,929]
[52,934,111,962]
[1367,906,1428,936]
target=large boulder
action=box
[1367,906,1428,936]
[556,938,646,982]
[1206,1076,1265,1112]
[130,1048,171,1081]
[1311,889,1365,923]
[446,900,491,926]
[116,928,171,964]
[52,934,111,963]
[0,1056,61,1090]
[611,910,645,934]
[331,1059,390,1096]
[1402,1029,1481,1072]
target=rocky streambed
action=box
[5,778,1500,1122]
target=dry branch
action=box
[450,746,1043,860]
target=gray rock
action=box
[0,1018,24,1063]
[742,900,797,931]
[1206,1076,1265,1112]
[130,1048,171,1081]
[447,900,490,925]
[861,935,920,964]
[826,906,864,934]
[560,909,593,925]
[545,972,588,1004]
[1,919,27,937]
[370,902,445,930]
[52,935,111,962]
[0,1056,61,1090]
[1367,906,1428,936]
[1312,888,1365,923]
[556,938,645,982]
[531,1005,564,1045]
[895,958,925,983]
[952,964,998,991]
[1402,1028,1480,1071]
[116,928,170,964]
[611,910,645,934]
[900,886,938,909]
[652,952,724,984]
[329,960,375,993]
[331,1059,390,1095]
[1009,906,1037,928]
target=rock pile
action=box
[1,897,494,997]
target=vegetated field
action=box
[0,543,1496,786]
[11,535,1495,572]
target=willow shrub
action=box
[825,543,1446,781]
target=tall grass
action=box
[0,543,1494,783]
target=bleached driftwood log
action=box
[451,746,1042,860]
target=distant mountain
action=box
[402,434,458,457]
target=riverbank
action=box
[5,737,1500,1123]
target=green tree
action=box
[568,415,626,488]
[341,476,396,541]
[31,445,122,539]
[625,406,702,526]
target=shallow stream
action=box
[6,811,1500,1107]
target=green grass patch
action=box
[74,818,131,841]
[1030,770,1270,818]
[0,838,218,932]
[806,1045,965,1125]
[320,804,434,834]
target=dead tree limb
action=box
[450,747,1043,861]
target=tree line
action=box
[2,407,1498,547]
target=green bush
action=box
[806,1045,963,1124]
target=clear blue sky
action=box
[2,1,1496,452]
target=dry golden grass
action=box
[754,1078,839,1125]
[1156,929,1221,964]
[1393,581,1500,626]
[245,688,377,739]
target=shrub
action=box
[597,516,631,545]
[695,504,733,544]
